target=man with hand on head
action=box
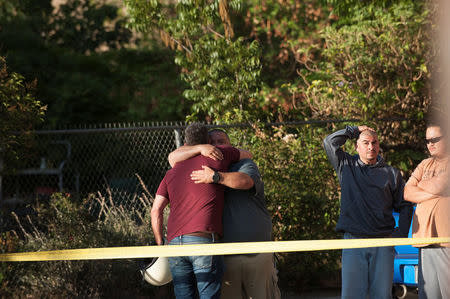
[404,119,450,299]
[323,125,413,299]
[151,123,251,299]
[169,128,281,299]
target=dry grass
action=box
[1,173,163,298]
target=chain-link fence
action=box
[0,118,419,213]
[0,122,190,211]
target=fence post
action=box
[174,129,183,148]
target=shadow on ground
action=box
[282,288,419,299]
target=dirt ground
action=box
[282,289,340,299]
[151,281,419,298]
[282,287,419,298]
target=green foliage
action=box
[47,0,132,54]
[109,48,189,122]
[326,0,416,25]
[180,37,261,121]
[0,57,45,169]
[125,0,262,122]
[297,1,432,121]
[0,0,187,126]
[242,0,333,82]
[0,0,25,22]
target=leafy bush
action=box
[296,1,432,119]
[125,0,263,122]
[0,180,165,298]
[0,57,45,170]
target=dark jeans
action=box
[341,232,394,299]
[168,235,224,299]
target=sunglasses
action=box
[425,136,443,144]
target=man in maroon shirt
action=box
[151,123,251,299]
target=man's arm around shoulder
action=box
[168,144,223,167]
[168,144,252,167]
[190,164,254,190]
[220,171,254,190]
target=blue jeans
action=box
[341,232,394,299]
[168,235,224,299]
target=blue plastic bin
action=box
[392,210,418,287]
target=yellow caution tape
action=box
[1,237,449,262]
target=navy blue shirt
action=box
[222,159,272,243]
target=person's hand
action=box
[198,145,223,161]
[190,165,215,184]
[358,125,376,133]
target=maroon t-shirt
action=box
[156,146,240,242]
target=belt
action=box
[185,232,220,240]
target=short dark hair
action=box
[208,128,228,137]
[184,123,208,145]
